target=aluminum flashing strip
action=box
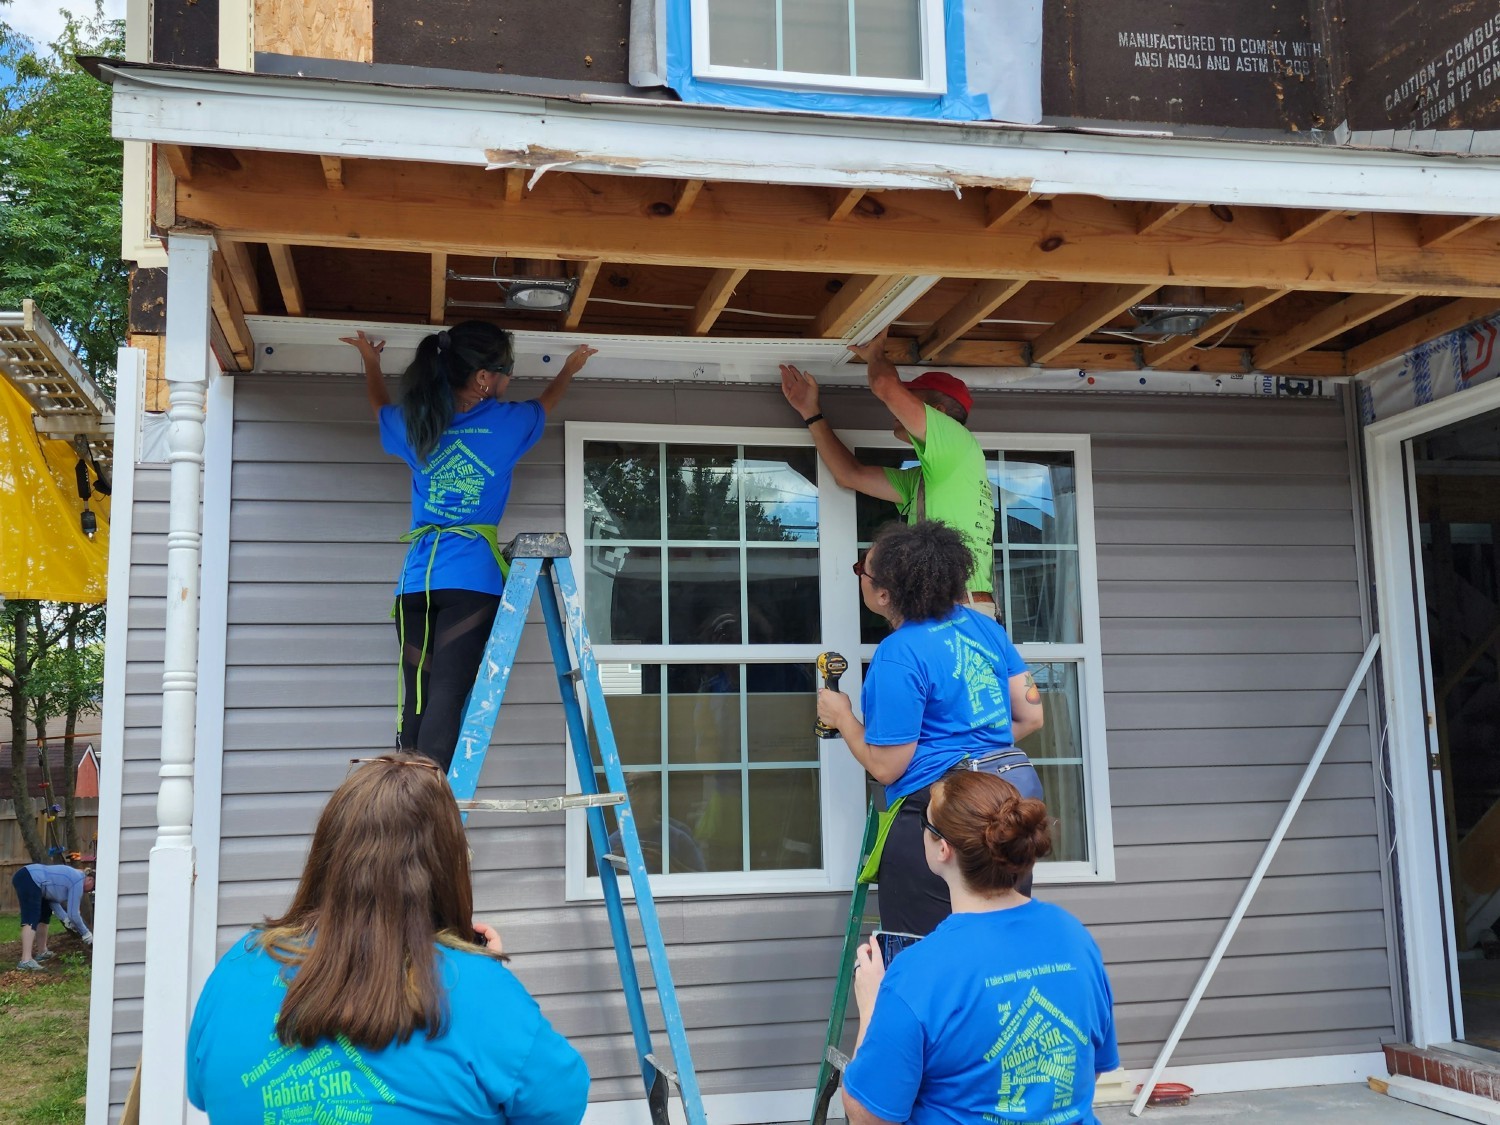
[104,63,1500,215]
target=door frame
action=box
[1366,375,1500,1047]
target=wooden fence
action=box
[0,798,99,913]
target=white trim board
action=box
[581,1054,1391,1124]
[85,347,146,1125]
[105,64,1500,215]
[1363,374,1500,1047]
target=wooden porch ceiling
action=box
[160,146,1500,378]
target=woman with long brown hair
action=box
[187,754,588,1123]
[842,770,1117,1125]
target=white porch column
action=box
[140,231,216,1124]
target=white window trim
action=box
[842,429,1115,885]
[562,422,1112,900]
[689,0,949,97]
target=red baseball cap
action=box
[907,371,973,413]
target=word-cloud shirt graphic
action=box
[187,935,588,1124]
[862,607,1029,799]
[380,397,547,596]
[845,901,1118,1125]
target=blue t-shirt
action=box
[187,935,589,1125]
[862,607,1029,800]
[379,398,547,596]
[845,902,1119,1125]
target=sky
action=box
[5,0,126,53]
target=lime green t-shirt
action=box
[883,405,995,595]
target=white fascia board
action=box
[106,64,1500,216]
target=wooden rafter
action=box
[808,275,903,339]
[829,188,867,222]
[429,252,447,325]
[1252,292,1411,369]
[504,168,527,204]
[564,259,602,331]
[917,280,1028,361]
[266,243,305,316]
[174,156,1500,298]
[160,144,194,183]
[318,156,344,190]
[1142,288,1287,367]
[1416,215,1492,248]
[209,252,254,370]
[1135,201,1196,235]
[1032,284,1156,365]
[1346,298,1500,373]
[984,189,1038,230]
[688,268,747,335]
[672,179,705,215]
[218,239,262,315]
[1279,208,1349,243]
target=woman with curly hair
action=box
[842,771,1117,1125]
[817,520,1045,935]
[187,754,589,1124]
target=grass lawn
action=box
[0,913,92,1125]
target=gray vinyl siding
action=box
[106,466,172,1108]
[114,374,1393,1109]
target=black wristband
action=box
[803,413,826,427]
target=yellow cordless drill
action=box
[814,651,848,739]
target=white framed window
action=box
[690,0,948,97]
[564,423,1113,899]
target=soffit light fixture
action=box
[1128,286,1239,338]
[447,268,579,312]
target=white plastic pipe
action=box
[1130,632,1382,1116]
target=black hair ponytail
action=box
[399,321,516,463]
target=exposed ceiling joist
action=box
[688,268,747,336]
[1135,201,1196,235]
[219,239,262,315]
[504,167,526,203]
[1345,298,1500,373]
[918,279,1028,361]
[1032,284,1156,365]
[429,252,446,325]
[174,156,1500,298]
[672,179,705,215]
[564,259,602,331]
[1141,288,1287,367]
[160,143,193,183]
[1252,292,1410,369]
[984,189,1039,230]
[829,188,867,222]
[1279,208,1349,243]
[210,251,255,370]
[809,275,903,339]
[318,155,344,190]
[1416,214,1492,248]
[266,243,304,317]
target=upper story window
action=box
[691,0,948,96]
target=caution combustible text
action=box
[1383,15,1500,129]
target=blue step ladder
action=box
[446,531,708,1125]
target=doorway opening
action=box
[1414,406,1500,1048]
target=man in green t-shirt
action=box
[780,328,997,616]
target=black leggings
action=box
[395,589,501,771]
[876,759,1043,937]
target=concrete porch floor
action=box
[1096,1083,1453,1123]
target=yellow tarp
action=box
[0,374,110,602]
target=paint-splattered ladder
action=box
[448,531,708,1125]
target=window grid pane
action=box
[707,0,922,80]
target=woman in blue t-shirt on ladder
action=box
[343,324,597,770]
[816,520,1045,936]
[841,770,1117,1125]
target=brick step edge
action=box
[1385,1042,1500,1101]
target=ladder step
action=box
[603,853,629,870]
[458,793,625,814]
[645,1053,681,1090]
[825,1045,850,1071]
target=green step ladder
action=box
[447,531,708,1125]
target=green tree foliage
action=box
[28,605,105,857]
[0,3,127,392]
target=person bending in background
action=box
[188,754,589,1125]
[343,325,597,770]
[817,521,1045,936]
[843,770,1117,1125]
[11,863,93,970]
[780,326,997,616]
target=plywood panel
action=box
[255,0,373,63]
